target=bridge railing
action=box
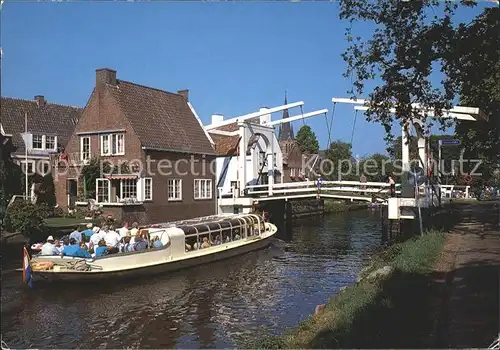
[245,180,400,197]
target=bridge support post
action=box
[267,152,274,196]
[238,122,247,197]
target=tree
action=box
[322,140,353,180]
[338,1,497,148]
[295,125,320,154]
[450,8,500,183]
[359,153,393,182]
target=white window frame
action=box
[32,134,44,150]
[167,179,182,201]
[20,160,35,175]
[45,135,56,151]
[120,178,138,201]
[194,179,212,200]
[96,178,110,203]
[100,133,125,156]
[100,134,110,156]
[80,136,91,161]
[144,177,153,201]
[32,134,57,151]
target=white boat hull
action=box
[31,224,277,282]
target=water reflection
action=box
[1,210,382,349]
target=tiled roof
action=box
[106,80,215,155]
[1,97,82,152]
[208,117,259,157]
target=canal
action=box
[1,209,383,348]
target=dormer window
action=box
[32,135,43,149]
[32,134,57,151]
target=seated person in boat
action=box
[118,221,130,238]
[104,225,121,254]
[120,236,133,253]
[132,233,148,251]
[213,235,222,245]
[201,237,211,249]
[151,236,163,248]
[69,226,82,243]
[54,239,64,255]
[90,227,103,248]
[41,235,57,255]
[94,239,108,257]
[62,238,92,258]
[81,223,94,239]
[129,222,139,237]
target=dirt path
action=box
[432,202,500,348]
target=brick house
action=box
[1,96,82,177]
[54,68,216,224]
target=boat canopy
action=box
[175,214,263,235]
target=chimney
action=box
[177,89,189,102]
[96,68,117,87]
[34,95,46,107]
[211,114,224,125]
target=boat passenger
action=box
[118,222,129,238]
[104,225,121,254]
[81,223,93,239]
[62,238,92,258]
[130,222,139,237]
[185,243,192,252]
[40,235,57,255]
[54,239,64,255]
[201,237,211,249]
[151,236,163,248]
[132,233,148,251]
[234,233,241,240]
[213,235,221,245]
[94,239,108,257]
[90,227,103,247]
[69,226,82,243]
[120,236,133,252]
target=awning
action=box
[104,174,138,180]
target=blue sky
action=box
[1,1,491,157]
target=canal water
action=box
[1,210,383,348]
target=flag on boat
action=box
[22,246,34,288]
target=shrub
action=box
[5,200,49,236]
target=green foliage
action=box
[338,1,496,146]
[36,173,57,208]
[4,200,49,235]
[358,153,393,182]
[449,7,499,179]
[295,125,320,154]
[322,140,354,180]
[80,157,111,199]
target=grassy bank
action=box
[256,231,446,349]
[323,200,368,213]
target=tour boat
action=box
[24,214,277,282]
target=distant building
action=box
[0,95,82,177]
[53,68,216,224]
[278,94,321,182]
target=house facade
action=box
[53,68,216,224]
[0,96,82,178]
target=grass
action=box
[323,200,368,213]
[253,230,446,349]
